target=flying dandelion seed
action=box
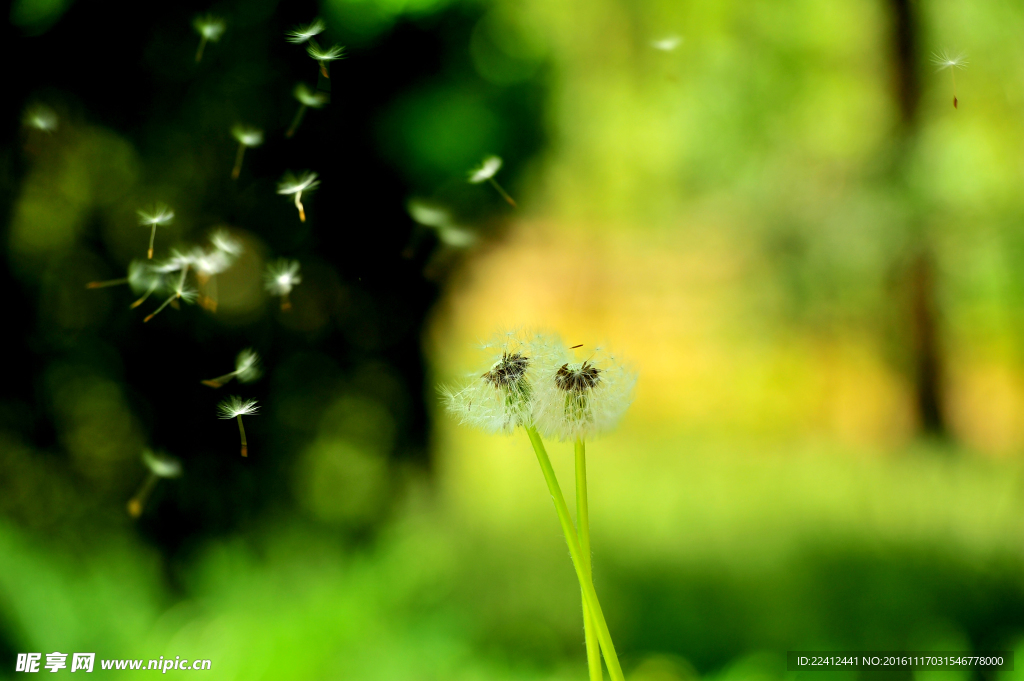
[202,348,261,388]
[23,104,58,133]
[932,49,968,109]
[286,83,329,138]
[306,39,345,78]
[286,18,325,44]
[136,204,174,259]
[127,449,182,518]
[143,276,197,323]
[651,35,682,51]
[217,396,259,457]
[264,258,301,310]
[277,171,319,222]
[193,14,226,63]
[230,124,264,179]
[406,199,476,249]
[468,155,516,207]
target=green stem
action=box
[196,36,207,63]
[577,439,603,681]
[127,473,158,518]
[148,225,157,259]
[286,105,307,138]
[525,426,624,681]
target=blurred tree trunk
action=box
[887,0,948,437]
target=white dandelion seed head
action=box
[217,396,259,419]
[194,14,226,41]
[468,156,502,184]
[651,35,682,51]
[142,449,183,479]
[407,199,452,228]
[932,48,968,71]
[441,329,563,435]
[137,204,175,227]
[277,170,320,196]
[307,39,346,62]
[23,104,58,132]
[264,259,302,296]
[234,348,262,383]
[231,124,264,147]
[286,18,325,44]
[209,229,243,256]
[127,260,163,293]
[532,343,637,442]
[294,83,329,108]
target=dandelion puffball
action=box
[532,345,637,442]
[442,330,561,435]
[467,156,517,207]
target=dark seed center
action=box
[555,361,601,392]
[483,352,530,388]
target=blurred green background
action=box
[5,0,1024,679]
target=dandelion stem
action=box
[148,225,157,259]
[525,426,624,681]
[320,61,329,78]
[488,177,517,208]
[127,473,158,518]
[295,192,306,222]
[281,291,292,311]
[196,36,207,63]
[232,143,246,180]
[237,415,248,457]
[130,283,158,309]
[576,439,603,681]
[86,277,129,289]
[286,105,307,138]
[951,68,958,109]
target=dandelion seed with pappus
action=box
[230,124,264,179]
[286,18,325,44]
[202,348,261,388]
[87,259,157,292]
[209,228,243,257]
[407,199,476,249]
[651,35,682,51]
[143,278,197,323]
[23,104,57,133]
[127,449,182,518]
[442,330,632,681]
[932,49,968,109]
[287,83,329,138]
[277,171,319,222]
[137,204,174,259]
[193,14,225,63]
[468,155,516,207]
[306,39,345,79]
[217,396,259,457]
[264,258,301,310]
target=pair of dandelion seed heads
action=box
[444,331,636,441]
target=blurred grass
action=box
[4,427,1024,679]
